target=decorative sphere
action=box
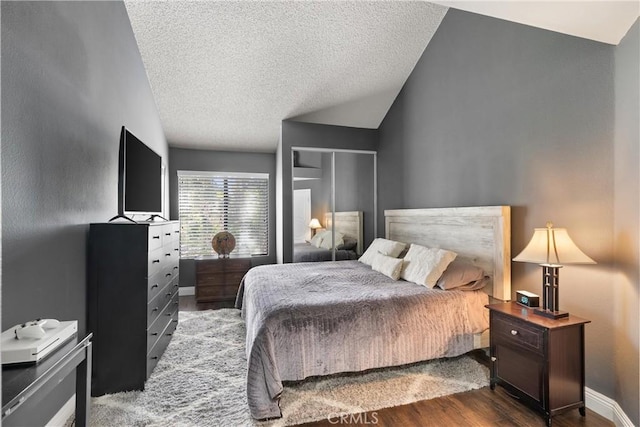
[212,231,236,257]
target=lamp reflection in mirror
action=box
[513,222,595,319]
[308,218,322,236]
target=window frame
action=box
[177,170,270,259]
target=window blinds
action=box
[177,171,269,258]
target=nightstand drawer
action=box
[223,272,246,287]
[492,314,544,354]
[194,257,251,303]
[196,284,239,301]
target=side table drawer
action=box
[224,272,246,288]
[493,313,545,355]
[196,283,239,301]
[195,257,251,303]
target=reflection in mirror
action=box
[292,148,376,263]
[334,151,375,252]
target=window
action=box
[178,171,269,258]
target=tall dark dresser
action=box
[88,221,180,396]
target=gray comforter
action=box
[234,260,488,420]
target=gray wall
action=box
[378,8,637,419]
[279,121,378,263]
[613,20,640,426]
[1,1,168,424]
[169,147,277,287]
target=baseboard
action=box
[46,394,75,427]
[585,387,634,426]
[179,286,195,296]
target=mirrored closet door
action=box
[292,148,376,263]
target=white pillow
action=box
[319,230,344,250]
[370,252,403,280]
[359,238,406,266]
[310,233,324,248]
[400,244,457,287]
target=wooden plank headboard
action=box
[384,206,511,301]
[324,211,364,255]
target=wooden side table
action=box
[486,302,590,427]
[195,256,252,303]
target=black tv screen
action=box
[118,127,162,215]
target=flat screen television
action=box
[112,126,162,221]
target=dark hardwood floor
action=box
[179,295,613,427]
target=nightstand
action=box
[486,302,590,427]
[195,256,251,303]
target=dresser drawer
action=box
[162,242,179,270]
[147,291,178,353]
[492,313,545,355]
[147,284,175,325]
[147,322,173,378]
[166,243,180,263]
[147,311,170,353]
[149,273,179,303]
[148,227,164,252]
[147,298,178,376]
[147,247,164,277]
[161,245,177,268]
[148,267,172,301]
[170,223,181,242]
[161,224,174,243]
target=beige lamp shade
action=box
[308,218,322,229]
[513,223,596,266]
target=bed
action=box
[236,206,511,420]
[292,211,363,262]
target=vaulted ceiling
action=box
[125,1,639,153]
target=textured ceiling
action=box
[125,1,639,153]
[125,1,448,152]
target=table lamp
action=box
[309,218,322,236]
[513,222,595,319]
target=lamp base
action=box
[534,308,569,320]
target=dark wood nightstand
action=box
[195,256,251,303]
[486,302,591,427]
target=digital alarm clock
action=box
[516,290,540,308]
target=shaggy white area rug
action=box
[86,309,489,426]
